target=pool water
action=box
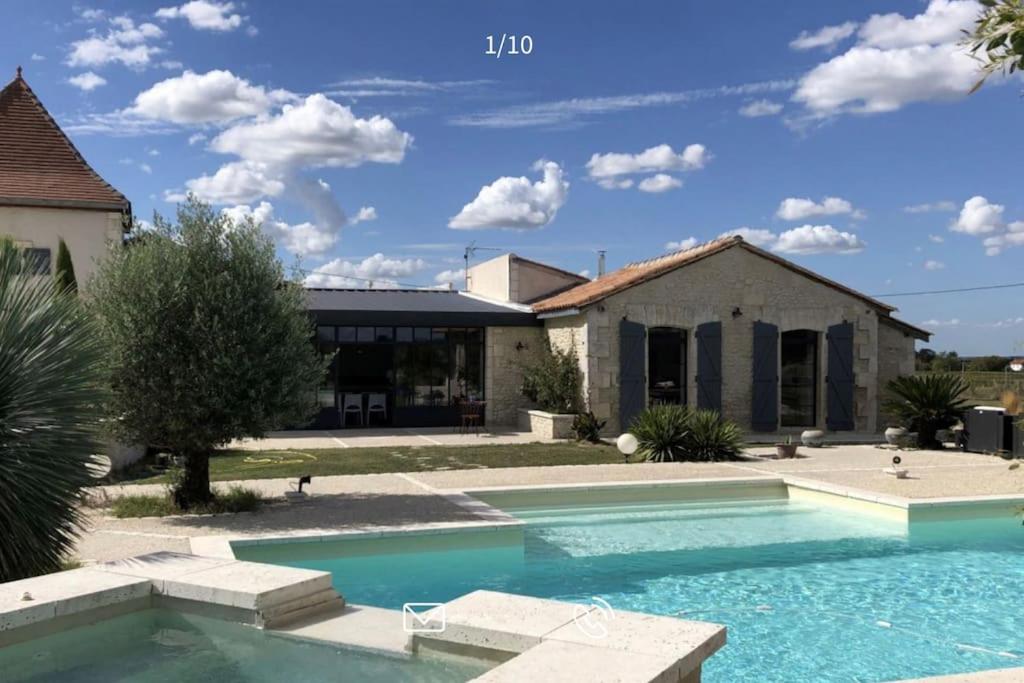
[239,498,1024,682]
[0,609,489,683]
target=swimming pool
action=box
[0,608,490,683]
[237,496,1024,682]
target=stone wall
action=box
[543,313,589,404]
[580,247,883,435]
[484,326,545,426]
[876,319,918,428]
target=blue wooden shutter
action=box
[826,321,855,431]
[619,319,647,431]
[695,321,722,413]
[751,321,778,432]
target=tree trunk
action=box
[174,451,213,509]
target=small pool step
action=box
[259,588,345,628]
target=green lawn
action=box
[114,442,622,485]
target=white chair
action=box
[341,393,363,427]
[367,393,387,424]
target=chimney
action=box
[597,250,606,278]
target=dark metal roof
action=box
[305,289,540,326]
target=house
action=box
[0,67,130,283]
[308,236,929,435]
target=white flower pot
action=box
[885,427,908,445]
[801,429,825,447]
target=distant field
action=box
[916,371,1024,405]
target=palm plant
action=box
[629,404,692,462]
[882,374,970,449]
[683,409,744,461]
[0,241,106,581]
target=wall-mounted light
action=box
[732,307,743,319]
[515,341,528,351]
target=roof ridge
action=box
[625,235,740,269]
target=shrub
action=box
[682,409,744,461]
[0,241,106,581]
[54,238,77,295]
[110,485,263,518]
[629,404,693,462]
[629,405,743,462]
[521,340,582,414]
[89,198,324,509]
[883,374,970,449]
[572,411,607,443]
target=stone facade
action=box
[876,319,918,428]
[544,247,915,435]
[484,325,545,426]
[517,409,575,439]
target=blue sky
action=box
[4,0,1023,354]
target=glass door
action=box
[780,330,817,427]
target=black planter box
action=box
[963,408,1006,453]
[1010,418,1024,457]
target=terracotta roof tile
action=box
[531,236,900,315]
[0,68,129,212]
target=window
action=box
[392,327,485,407]
[316,326,339,408]
[648,327,686,406]
[24,247,51,275]
[781,330,818,427]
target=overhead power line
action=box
[870,281,1024,298]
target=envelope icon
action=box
[403,602,446,633]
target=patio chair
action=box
[341,393,363,427]
[367,393,387,425]
[458,399,484,436]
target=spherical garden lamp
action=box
[616,432,638,462]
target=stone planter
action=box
[801,430,825,447]
[518,409,575,439]
[774,443,798,458]
[884,427,908,446]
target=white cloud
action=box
[792,1,981,118]
[172,161,285,204]
[155,1,245,32]
[739,99,783,117]
[67,15,164,69]
[981,221,1024,255]
[449,160,569,230]
[920,318,961,327]
[211,94,412,169]
[904,200,957,213]
[352,206,377,223]
[587,143,709,179]
[719,227,778,248]
[773,225,866,254]
[924,259,946,270]
[596,178,634,190]
[450,79,795,128]
[952,196,1003,235]
[30,53,45,61]
[790,21,859,51]
[221,201,339,255]
[129,70,293,124]
[304,253,426,288]
[326,77,494,98]
[174,94,412,255]
[776,196,859,221]
[188,132,207,145]
[434,268,466,285]
[858,0,977,49]
[665,237,698,251]
[929,234,945,243]
[637,174,683,193]
[67,71,107,91]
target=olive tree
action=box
[966,0,1024,92]
[0,240,105,580]
[89,198,323,508]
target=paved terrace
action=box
[78,445,1023,564]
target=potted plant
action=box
[775,435,798,458]
[882,374,969,449]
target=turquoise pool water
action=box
[0,609,489,682]
[239,498,1024,682]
